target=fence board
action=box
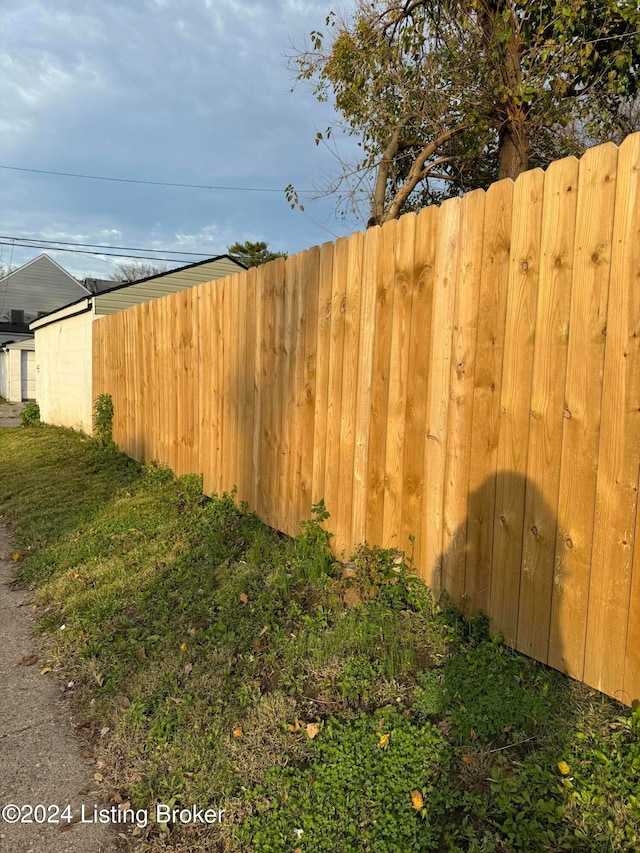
[549,143,617,679]
[585,133,640,698]
[401,206,438,562]
[366,219,397,548]
[441,189,485,600]
[311,242,334,510]
[336,233,364,555]
[517,156,578,663]
[465,179,513,612]
[351,226,379,544]
[423,198,460,592]
[491,168,545,646]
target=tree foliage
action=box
[292,0,640,224]
[228,240,288,268]
[111,262,169,282]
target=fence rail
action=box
[94,133,640,705]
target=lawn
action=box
[0,424,639,852]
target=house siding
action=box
[35,311,95,432]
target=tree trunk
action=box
[498,117,529,180]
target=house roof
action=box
[0,253,91,294]
[29,253,247,330]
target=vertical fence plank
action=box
[383,214,415,553]
[336,232,364,555]
[491,168,545,646]
[351,226,379,545]
[298,247,320,523]
[585,133,640,698]
[402,207,438,567]
[235,274,248,504]
[366,219,397,548]
[549,143,618,679]
[278,257,297,529]
[441,189,485,600]
[517,156,578,663]
[311,242,334,510]
[465,179,513,612]
[198,285,213,494]
[252,267,266,514]
[324,238,349,539]
[243,269,257,508]
[422,198,460,592]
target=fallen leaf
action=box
[232,726,243,738]
[19,654,38,666]
[113,792,123,804]
[100,726,110,737]
[39,666,52,675]
[410,790,424,810]
[184,662,193,675]
[180,642,187,652]
[93,772,104,783]
[558,760,571,776]
[137,647,147,660]
[259,624,268,637]
[461,754,477,766]
[470,729,478,740]
[115,695,131,709]
[169,697,183,704]
[305,722,321,740]
[378,733,390,749]
[11,552,20,561]
[118,801,131,811]
[239,592,249,604]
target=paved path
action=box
[0,401,25,428]
[0,524,124,852]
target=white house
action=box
[30,255,245,433]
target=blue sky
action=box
[0,0,360,279]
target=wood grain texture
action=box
[585,133,640,698]
[517,156,578,663]
[549,143,617,679]
[465,179,513,612]
[441,189,485,601]
[491,168,545,647]
[91,136,640,705]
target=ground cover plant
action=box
[1,425,639,852]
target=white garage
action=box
[0,339,36,402]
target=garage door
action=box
[21,350,36,400]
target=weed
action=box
[93,393,114,446]
[20,401,40,426]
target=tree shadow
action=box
[438,470,568,677]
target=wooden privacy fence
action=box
[94,133,640,705]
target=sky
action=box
[0,0,361,280]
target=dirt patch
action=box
[0,523,127,852]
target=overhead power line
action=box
[0,234,214,257]
[0,240,193,263]
[0,163,313,194]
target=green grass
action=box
[1,425,639,852]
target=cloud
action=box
[0,0,361,280]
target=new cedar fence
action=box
[93,133,640,705]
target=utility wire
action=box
[0,163,313,194]
[0,234,214,257]
[0,240,193,263]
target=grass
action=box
[1,425,639,852]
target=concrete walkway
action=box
[0,524,124,852]
[0,401,26,428]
